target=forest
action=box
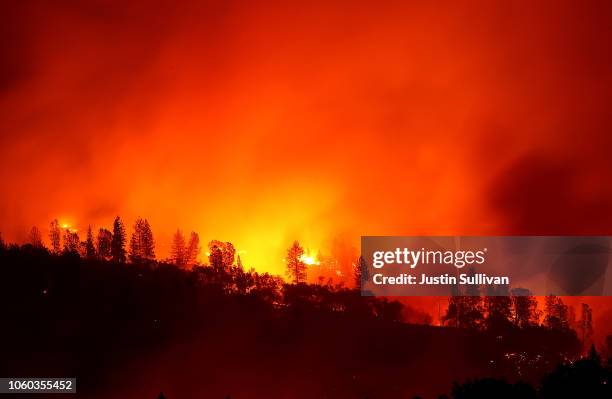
[0,218,611,398]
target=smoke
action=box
[1,1,611,286]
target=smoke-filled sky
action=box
[1,0,612,280]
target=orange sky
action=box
[1,1,611,283]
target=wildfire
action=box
[300,252,320,266]
[60,222,77,233]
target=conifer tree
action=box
[544,295,570,330]
[286,240,307,284]
[510,288,540,328]
[49,219,61,254]
[142,219,155,260]
[85,225,96,259]
[29,226,44,248]
[170,229,186,267]
[130,217,155,262]
[579,303,594,351]
[111,216,126,263]
[353,256,369,288]
[483,285,512,330]
[185,232,200,267]
[97,228,113,260]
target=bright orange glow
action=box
[0,3,610,294]
[299,252,320,266]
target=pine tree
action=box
[29,226,44,248]
[97,228,113,260]
[579,303,594,352]
[142,219,155,260]
[85,225,96,259]
[111,216,127,263]
[49,219,61,254]
[170,229,186,267]
[236,254,244,269]
[510,288,540,328]
[185,232,200,267]
[286,240,307,284]
[353,256,369,288]
[0,232,5,251]
[483,285,512,330]
[130,218,155,263]
[544,295,570,330]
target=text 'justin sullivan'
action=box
[372,273,509,286]
[369,247,510,286]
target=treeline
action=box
[26,217,187,265]
[0,227,404,323]
[7,218,348,286]
[434,273,596,353]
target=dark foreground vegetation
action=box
[0,242,610,398]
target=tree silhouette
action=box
[444,296,483,329]
[129,217,155,263]
[62,229,80,254]
[286,240,307,284]
[207,240,235,269]
[96,228,113,260]
[443,270,484,329]
[185,231,200,267]
[353,255,369,288]
[29,226,44,248]
[208,244,223,270]
[111,216,126,263]
[142,219,155,259]
[544,295,570,331]
[49,219,61,254]
[579,303,594,352]
[85,225,96,259]
[540,345,611,398]
[483,285,512,331]
[170,229,186,267]
[0,239,597,399]
[510,288,539,327]
[450,378,536,399]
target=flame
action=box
[299,252,320,266]
[60,222,78,233]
